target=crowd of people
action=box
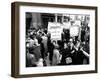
[26,25,90,67]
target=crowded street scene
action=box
[26,12,90,67]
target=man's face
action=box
[69,39,73,44]
[64,43,68,49]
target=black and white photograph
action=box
[11,2,97,77]
[26,12,90,67]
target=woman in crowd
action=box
[52,41,61,66]
[60,42,72,65]
[47,34,54,65]
[41,33,48,58]
[28,32,41,63]
[26,43,37,67]
[81,41,90,64]
[72,40,85,65]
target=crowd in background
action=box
[26,22,90,67]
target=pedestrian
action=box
[52,41,61,66]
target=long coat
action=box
[52,49,61,66]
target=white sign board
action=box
[62,22,71,29]
[70,26,79,37]
[48,22,63,40]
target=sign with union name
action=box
[48,22,63,40]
